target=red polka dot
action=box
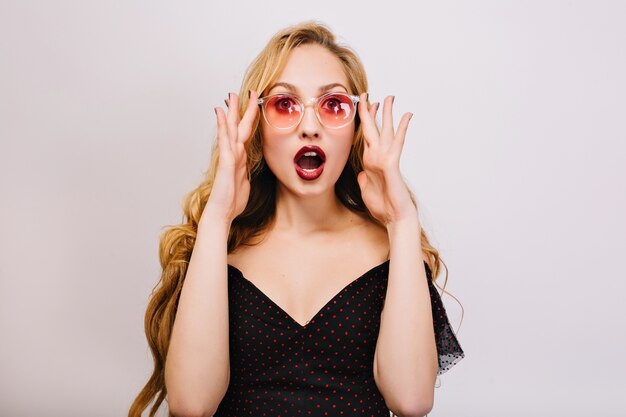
[210,259,464,415]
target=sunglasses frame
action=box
[257,91,362,130]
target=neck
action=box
[272,185,356,235]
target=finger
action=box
[232,93,241,124]
[381,95,395,139]
[238,89,260,144]
[226,93,240,139]
[358,92,378,146]
[215,107,232,152]
[368,102,381,139]
[356,170,368,193]
[369,102,379,121]
[392,112,413,156]
[357,92,369,120]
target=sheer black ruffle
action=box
[425,262,465,375]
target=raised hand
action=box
[202,91,259,225]
[356,93,418,226]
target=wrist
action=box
[199,203,233,230]
[386,212,421,235]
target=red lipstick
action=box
[294,145,326,181]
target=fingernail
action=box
[391,95,395,103]
[224,99,229,107]
[248,90,251,98]
[366,93,369,102]
[409,112,413,120]
[228,92,232,100]
[214,107,218,115]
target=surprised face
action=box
[260,44,356,198]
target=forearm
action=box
[375,214,438,415]
[164,208,232,416]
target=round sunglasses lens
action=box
[318,94,355,127]
[264,95,302,128]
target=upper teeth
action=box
[303,151,318,157]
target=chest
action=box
[226,259,390,372]
[229,258,389,321]
[229,242,385,324]
[227,229,389,327]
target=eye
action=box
[320,94,351,115]
[321,97,341,112]
[269,95,298,113]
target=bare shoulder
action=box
[358,217,390,259]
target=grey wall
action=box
[1,1,624,416]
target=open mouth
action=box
[293,146,326,180]
[296,153,324,170]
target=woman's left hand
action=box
[356,93,418,226]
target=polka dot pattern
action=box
[424,262,465,375]
[212,259,464,416]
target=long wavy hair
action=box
[128,20,463,417]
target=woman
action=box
[129,21,464,417]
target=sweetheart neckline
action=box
[227,259,391,329]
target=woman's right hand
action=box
[202,91,259,225]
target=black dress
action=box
[213,259,464,416]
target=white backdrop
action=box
[1,1,625,416]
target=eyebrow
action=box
[267,82,349,94]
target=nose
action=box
[297,102,320,139]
